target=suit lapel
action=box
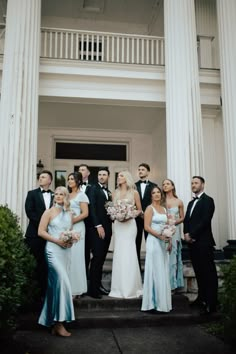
[136,182,142,198]
[50,192,54,208]
[37,188,46,208]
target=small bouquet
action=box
[59,230,80,245]
[161,215,176,239]
[161,224,176,238]
[105,200,139,222]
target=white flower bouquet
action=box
[59,230,80,244]
[105,200,139,222]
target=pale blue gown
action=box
[168,207,184,290]
[38,210,75,327]
[141,207,172,312]
[69,191,89,295]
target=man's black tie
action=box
[41,190,51,194]
[140,180,147,184]
[193,196,199,201]
[102,186,108,191]
[82,182,87,186]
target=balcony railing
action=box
[41,27,165,66]
[0,26,219,69]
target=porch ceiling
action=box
[38,100,165,133]
[41,0,162,26]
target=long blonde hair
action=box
[114,170,136,202]
[54,186,70,211]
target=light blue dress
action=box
[38,210,75,327]
[141,207,172,312]
[69,191,89,295]
[168,207,184,290]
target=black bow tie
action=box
[41,189,51,194]
[82,182,87,186]
[193,196,199,201]
[140,180,147,184]
[102,186,108,191]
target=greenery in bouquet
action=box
[0,205,37,333]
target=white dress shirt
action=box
[140,181,148,198]
[190,191,204,216]
[40,188,51,210]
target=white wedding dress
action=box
[109,198,143,299]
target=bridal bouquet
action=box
[59,230,80,244]
[105,200,139,222]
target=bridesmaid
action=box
[141,186,172,313]
[67,172,89,298]
[162,179,184,291]
[38,186,75,337]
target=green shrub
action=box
[0,205,38,332]
[221,255,236,344]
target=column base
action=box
[223,240,236,259]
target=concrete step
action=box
[17,295,221,330]
[73,294,189,312]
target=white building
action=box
[0,0,235,257]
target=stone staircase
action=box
[17,252,221,330]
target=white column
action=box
[0,0,41,228]
[217,0,236,240]
[164,0,204,206]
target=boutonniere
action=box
[51,193,54,197]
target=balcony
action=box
[41,27,165,66]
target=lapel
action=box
[37,188,46,209]
[136,181,142,198]
[143,181,150,199]
[50,192,54,208]
[189,193,205,218]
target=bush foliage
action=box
[221,255,236,344]
[0,205,37,332]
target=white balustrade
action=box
[40,27,164,66]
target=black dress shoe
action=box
[99,285,110,296]
[189,298,204,308]
[87,292,102,299]
[199,305,217,316]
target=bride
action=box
[109,170,143,299]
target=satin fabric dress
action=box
[141,207,172,312]
[168,207,184,290]
[69,191,89,295]
[38,210,75,327]
[109,198,142,299]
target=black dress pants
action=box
[189,243,218,310]
[88,227,111,295]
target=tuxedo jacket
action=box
[25,187,54,238]
[183,193,215,246]
[135,180,157,212]
[86,183,112,237]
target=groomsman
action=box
[86,167,112,299]
[25,170,54,297]
[78,164,92,278]
[135,163,157,268]
[184,176,218,314]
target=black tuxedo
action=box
[25,187,54,296]
[86,183,112,296]
[135,180,157,267]
[184,193,218,310]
